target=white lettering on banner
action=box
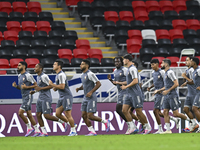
[0,114,6,137]
[164,110,175,130]
[142,110,152,129]
[101,111,115,131]
[77,118,86,132]
[7,113,23,133]
[94,112,99,131]
[149,110,159,130]
[114,111,125,130]
[42,114,51,132]
[52,112,65,132]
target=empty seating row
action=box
[0,11,53,23]
[0,21,65,34]
[0,2,41,14]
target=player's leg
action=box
[86,100,110,132]
[64,110,77,136]
[128,107,139,121]
[116,103,127,122]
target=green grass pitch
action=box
[1,133,199,150]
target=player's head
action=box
[80,59,90,72]
[114,57,123,69]
[53,59,64,71]
[17,61,27,72]
[132,60,138,69]
[190,57,199,67]
[150,59,159,70]
[185,56,193,67]
[34,63,44,74]
[123,54,133,66]
[161,59,171,69]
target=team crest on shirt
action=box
[85,76,86,79]
[23,77,25,81]
[120,73,122,76]
[158,75,160,78]
[195,74,197,76]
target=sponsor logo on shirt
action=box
[23,77,25,81]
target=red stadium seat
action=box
[134,11,149,23]
[25,58,40,68]
[132,1,146,12]
[127,39,142,54]
[156,29,170,40]
[76,39,90,50]
[73,48,88,59]
[119,11,134,23]
[104,11,119,23]
[12,2,27,15]
[36,21,51,34]
[4,31,19,44]
[196,56,200,65]
[27,2,42,15]
[10,58,24,68]
[0,32,3,43]
[22,21,36,34]
[6,21,21,33]
[166,56,179,67]
[0,2,12,14]
[128,30,142,42]
[159,1,173,13]
[146,1,160,12]
[58,49,73,62]
[88,49,103,62]
[0,70,7,74]
[186,19,200,31]
[179,56,188,66]
[0,59,10,68]
[172,1,187,13]
[172,20,187,31]
[65,0,80,7]
[169,29,184,42]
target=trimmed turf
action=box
[0,133,199,150]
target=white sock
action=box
[33,125,40,132]
[166,123,170,131]
[71,127,76,132]
[67,122,70,125]
[88,126,95,133]
[144,123,151,130]
[169,116,177,122]
[158,124,163,131]
[26,123,32,130]
[186,116,191,122]
[58,119,64,124]
[128,121,136,130]
[191,119,197,125]
[41,126,47,134]
[101,119,107,124]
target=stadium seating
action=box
[128,30,142,42]
[172,1,187,14]
[146,1,160,12]
[73,48,88,59]
[24,12,38,22]
[36,21,51,34]
[104,11,119,23]
[21,21,36,34]
[132,1,146,12]
[33,31,47,41]
[12,2,27,15]
[58,49,73,62]
[127,39,141,55]
[9,12,24,22]
[61,39,76,50]
[27,2,42,15]
[88,49,103,62]
[0,2,12,14]
[25,58,40,68]
[3,31,18,44]
[39,12,53,23]
[172,20,187,31]
[156,29,170,40]
[76,39,90,51]
[119,11,134,23]
[10,58,24,68]
[186,19,200,31]
[0,59,10,68]
[63,31,78,41]
[6,21,21,33]
[159,1,173,13]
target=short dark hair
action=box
[150,59,159,64]
[37,63,44,71]
[132,60,138,69]
[114,56,123,65]
[191,57,199,66]
[19,61,27,69]
[187,56,193,60]
[123,54,133,61]
[163,59,171,66]
[82,59,91,68]
[55,59,64,69]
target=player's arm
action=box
[49,74,65,90]
[107,74,117,85]
[21,82,37,89]
[86,72,101,97]
[35,75,53,91]
[12,81,21,90]
[162,71,178,96]
[76,85,83,92]
[121,68,138,90]
[116,81,127,85]
[182,72,192,82]
[147,84,154,91]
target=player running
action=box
[30,63,72,137]
[190,57,200,133]
[12,61,41,137]
[180,57,199,132]
[154,59,192,134]
[121,54,152,135]
[148,59,179,134]
[76,59,110,136]
[49,60,77,136]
